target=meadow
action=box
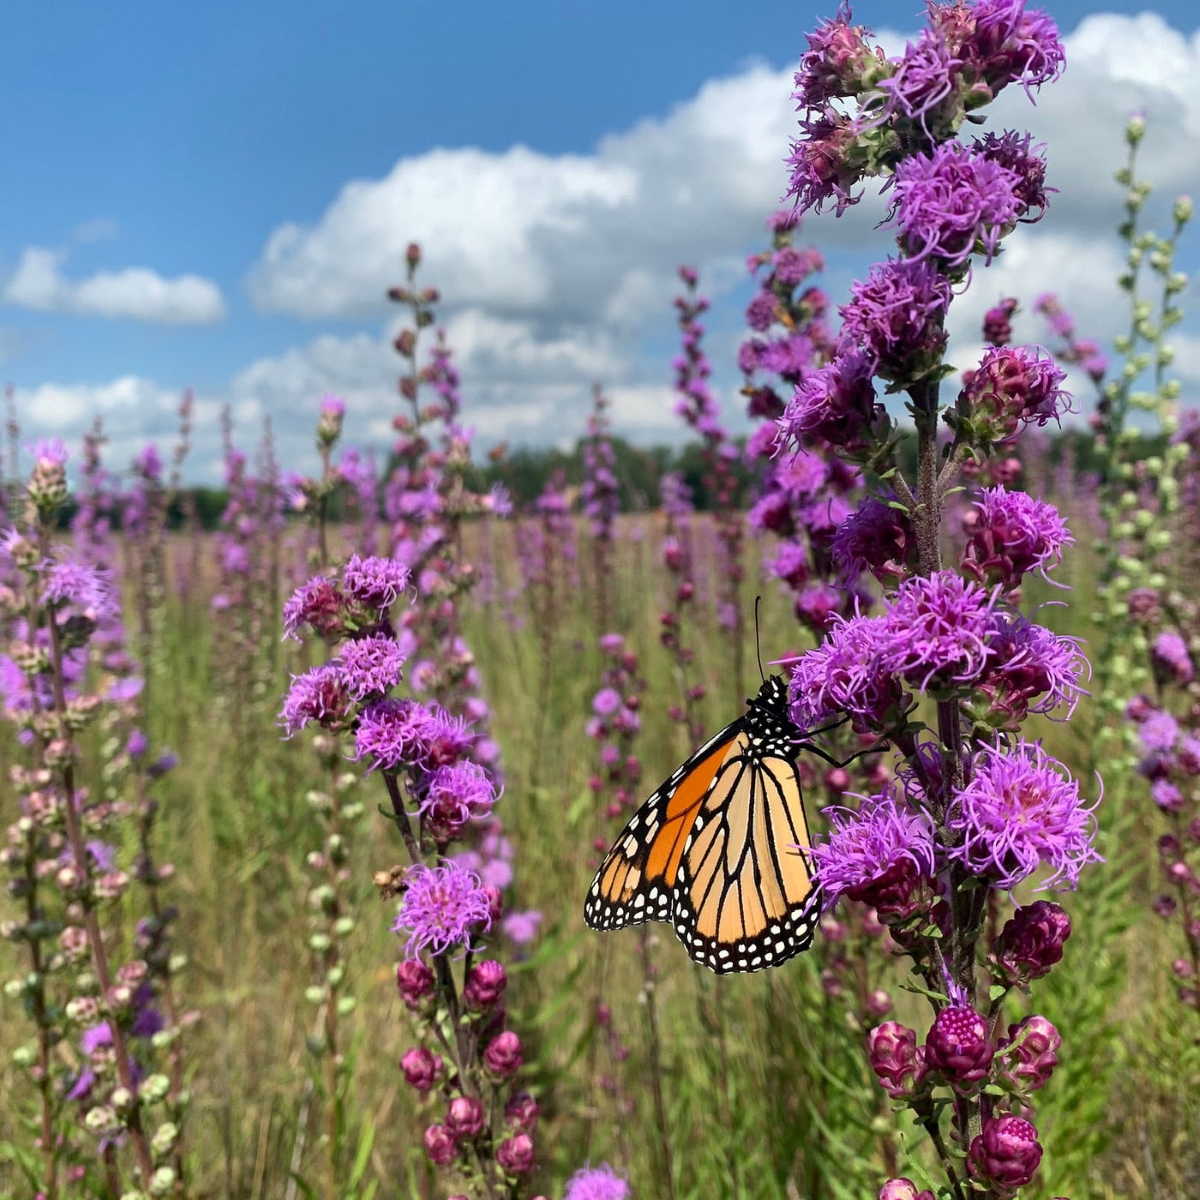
[4,4,1200,1199]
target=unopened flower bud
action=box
[967,1115,1043,1190]
[445,1095,486,1139]
[867,1022,925,1098]
[925,1006,994,1089]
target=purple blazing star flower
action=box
[946,741,1101,890]
[40,557,117,618]
[592,687,622,717]
[974,130,1050,216]
[788,611,905,733]
[354,698,473,774]
[785,108,864,216]
[880,571,999,692]
[1139,710,1180,753]
[564,1163,631,1200]
[338,633,407,700]
[957,344,1072,442]
[964,487,1072,589]
[279,664,351,737]
[1151,631,1194,685]
[780,346,880,450]
[342,554,412,613]
[282,576,347,642]
[420,760,497,826]
[966,0,1066,97]
[980,614,1088,723]
[832,493,915,585]
[839,258,953,385]
[809,787,938,910]
[876,29,961,128]
[393,862,493,958]
[888,141,1025,266]
[502,910,543,945]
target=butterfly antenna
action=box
[754,595,766,683]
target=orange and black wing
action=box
[584,723,740,933]
[584,675,821,974]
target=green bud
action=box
[140,1074,171,1104]
[308,930,332,951]
[151,1122,180,1157]
[1126,114,1146,144]
[304,985,326,1005]
[111,1086,134,1110]
[1133,509,1154,531]
[148,1167,177,1198]
[336,996,357,1017]
[326,965,345,989]
[1149,529,1172,550]
[1175,195,1194,224]
[333,916,356,938]
[11,1044,36,1067]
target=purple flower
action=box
[780,347,880,451]
[1152,631,1194,685]
[946,742,1100,890]
[40,557,117,619]
[482,1030,523,1078]
[502,910,543,945]
[592,687,622,717]
[787,612,905,733]
[785,108,864,216]
[393,862,493,958]
[810,787,937,910]
[888,141,1025,266]
[879,571,998,692]
[354,699,472,774]
[974,130,1050,216]
[967,1115,1043,1191]
[878,1181,933,1200]
[965,0,1066,97]
[342,554,411,612]
[338,633,407,699]
[420,760,496,833]
[564,1163,630,1200]
[832,494,914,585]
[282,576,347,641]
[876,29,960,128]
[964,487,1072,589]
[1139,710,1179,753]
[983,297,1018,346]
[979,613,1088,725]
[745,290,779,332]
[840,258,952,385]
[955,344,1072,444]
[279,664,351,737]
[1151,779,1184,813]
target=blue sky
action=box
[4,1,1199,480]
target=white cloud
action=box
[3,247,226,324]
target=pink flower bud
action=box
[445,1095,485,1139]
[967,1115,1043,1190]
[998,1015,1060,1092]
[925,1006,994,1090]
[423,1123,457,1166]
[496,1132,535,1174]
[504,1091,539,1132]
[483,1031,523,1078]
[400,1047,443,1093]
[396,960,435,1008]
[463,960,507,1011]
[867,1022,926,1098]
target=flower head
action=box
[279,664,352,737]
[342,554,411,612]
[338,633,407,700]
[963,487,1072,589]
[880,571,999,692]
[925,1005,994,1089]
[354,699,473,774]
[282,576,347,642]
[810,787,937,911]
[868,1021,927,1098]
[393,862,493,958]
[993,899,1071,984]
[564,1163,630,1200]
[840,258,953,385]
[946,742,1100,890]
[889,141,1025,266]
[780,348,881,452]
[787,612,906,733]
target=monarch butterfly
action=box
[583,675,822,974]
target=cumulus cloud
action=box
[3,247,226,324]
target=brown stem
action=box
[636,928,676,1200]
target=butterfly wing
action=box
[584,682,820,974]
[584,722,741,933]
[671,738,820,973]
